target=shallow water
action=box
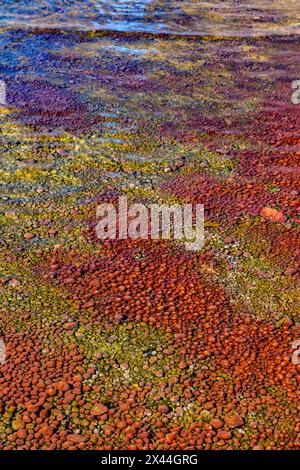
[0,1,299,37]
[0,0,299,453]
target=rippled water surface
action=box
[0,1,299,36]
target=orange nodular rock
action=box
[260,207,286,222]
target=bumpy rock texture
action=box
[0,8,299,450]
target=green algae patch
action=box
[69,322,179,386]
[0,260,78,334]
[201,217,300,322]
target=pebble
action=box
[91,404,109,416]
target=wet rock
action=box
[260,207,286,223]
[224,414,244,428]
[210,418,224,430]
[91,404,109,416]
[217,430,232,440]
